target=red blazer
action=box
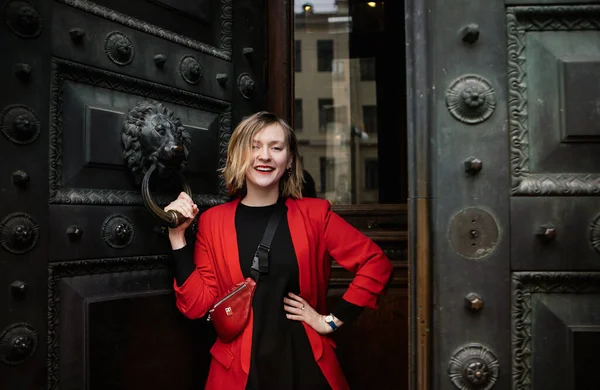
[173,197,393,390]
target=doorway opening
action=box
[292,1,409,388]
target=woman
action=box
[165,111,392,390]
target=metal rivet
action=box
[69,28,85,43]
[216,73,228,85]
[13,64,31,81]
[243,47,255,58]
[536,224,557,242]
[464,157,483,175]
[12,170,30,186]
[460,23,480,44]
[10,281,28,296]
[153,54,167,68]
[464,292,483,312]
[66,226,83,239]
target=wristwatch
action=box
[324,314,338,331]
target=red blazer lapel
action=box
[221,198,244,283]
[287,198,324,361]
[286,198,311,298]
[222,199,256,375]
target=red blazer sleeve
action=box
[173,212,218,319]
[323,205,393,309]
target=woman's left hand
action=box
[283,292,336,335]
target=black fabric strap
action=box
[251,197,287,281]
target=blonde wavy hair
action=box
[222,111,303,198]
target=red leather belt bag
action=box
[207,198,287,343]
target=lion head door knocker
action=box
[122,100,192,228]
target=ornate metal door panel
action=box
[0,0,266,389]
[512,272,600,390]
[511,197,600,271]
[507,6,600,390]
[420,2,600,390]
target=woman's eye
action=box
[272,147,282,151]
[252,145,260,150]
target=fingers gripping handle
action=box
[141,163,193,228]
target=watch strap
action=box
[326,314,338,330]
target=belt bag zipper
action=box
[207,283,247,322]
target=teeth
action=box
[256,167,274,172]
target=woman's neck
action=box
[241,184,280,206]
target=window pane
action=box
[294,99,303,131]
[362,105,377,134]
[364,158,378,190]
[318,99,334,132]
[294,1,405,204]
[317,40,333,72]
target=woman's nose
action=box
[257,147,270,160]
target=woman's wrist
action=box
[323,313,343,332]
[168,231,187,250]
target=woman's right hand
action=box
[164,192,199,248]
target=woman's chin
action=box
[247,176,282,191]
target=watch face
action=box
[325,315,333,322]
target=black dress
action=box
[172,200,363,390]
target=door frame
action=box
[265,2,432,389]
[266,0,294,120]
[405,0,433,389]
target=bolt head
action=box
[464,293,484,311]
[464,158,483,174]
[461,23,480,44]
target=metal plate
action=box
[448,207,499,259]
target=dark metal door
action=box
[407,2,600,390]
[0,1,266,388]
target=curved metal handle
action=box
[141,163,193,228]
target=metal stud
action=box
[216,73,228,85]
[10,281,27,296]
[464,157,483,175]
[153,54,167,68]
[464,292,484,312]
[243,47,255,58]
[69,28,85,43]
[13,63,31,81]
[12,170,29,186]
[460,23,480,44]
[536,224,557,242]
[66,226,82,239]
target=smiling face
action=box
[222,111,303,199]
[244,123,292,194]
